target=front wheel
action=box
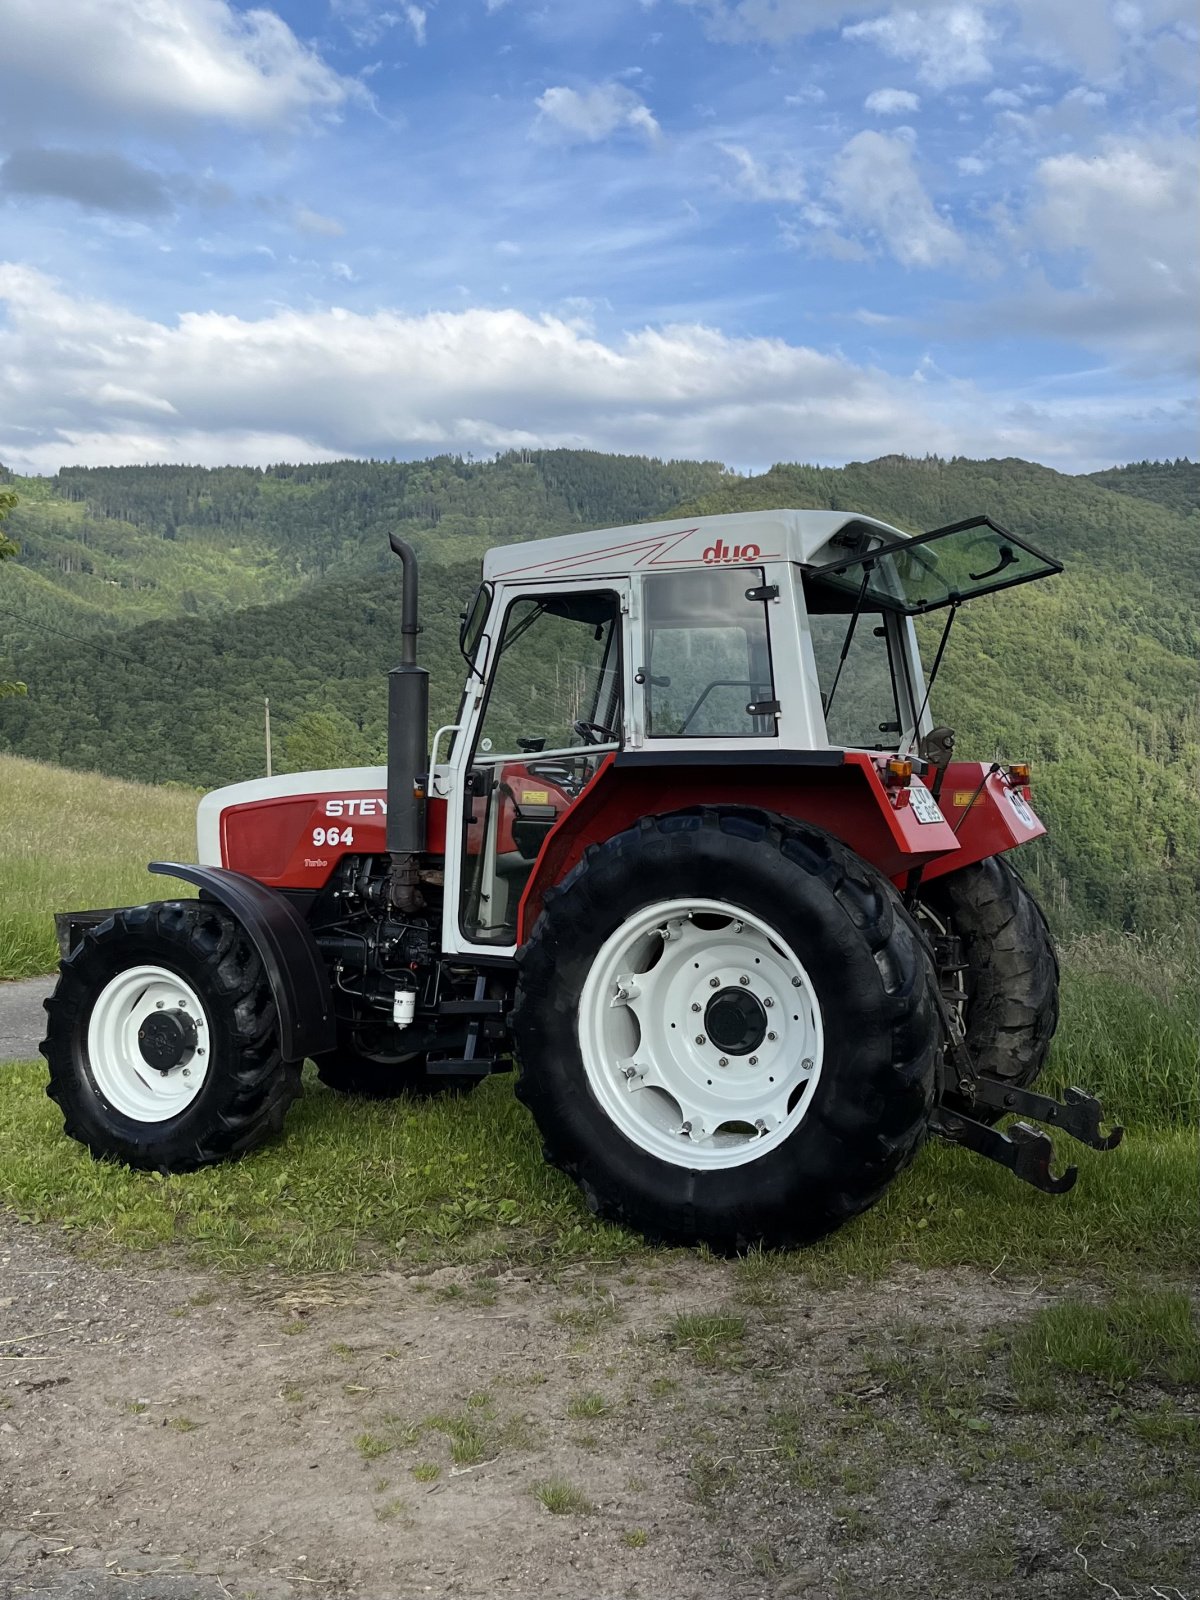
[512,810,940,1252]
[42,901,300,1170]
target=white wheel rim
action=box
[578,898,825,1169]
[86,965,210,1123]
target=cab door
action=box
[442,581,629,956]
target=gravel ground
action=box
[1,1212,1197,1600]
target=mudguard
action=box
[149,862,336,1063]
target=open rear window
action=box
[809,516,1061,615]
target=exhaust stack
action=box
[386,534,429,913]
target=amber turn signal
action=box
[884,758,913,786]
[1006,762,1031,786]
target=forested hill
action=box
[1085,459,1200,518]
[0,453,1195,935]
[0,452,730,649]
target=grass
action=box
[531,1478,593,1515]
[667,1313,746,1365]
[566,1391,609,1419]
[0,754,197,979]
[1010,1290,1200,1403]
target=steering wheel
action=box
[572,719,618,747]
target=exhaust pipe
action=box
[386,534,429,913]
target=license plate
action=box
[907,782,945,825]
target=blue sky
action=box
[0,0,1195,474]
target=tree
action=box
[0,488,27,699]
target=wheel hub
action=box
[577,898,825,1170]
[137,1010,198,1074]
[704,987,767,1056]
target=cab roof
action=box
[482,508,909,584]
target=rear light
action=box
[883,758,913,787]
[1006,762,1031,787]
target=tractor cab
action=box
[440,509,1061,954]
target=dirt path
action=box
[0,981,54,1066]
[2,1216,1196,1600]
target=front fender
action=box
[149,863,336,1063]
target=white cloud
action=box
[3,262,1179,475]
[404,5,427,45]
[1014,141,1199,367]
[983,87,1022,107]
[718,144,806,202]
[844,7,993,88]
[0,0,358,134]
[957,155,989,175]
[293,207,346,238]
[864,88,921,115]
[829,131,963,268]
[534,83,662,144]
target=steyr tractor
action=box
[42,508,1122,1251]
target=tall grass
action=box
[1045,931,1199,1127]
[0,754,198,979]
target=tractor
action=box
[42,508,1122,1251]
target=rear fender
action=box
[516,751,966,941]
[149,863,336,1063]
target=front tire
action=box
[512,810,940,1252]
[42,901,299,1170]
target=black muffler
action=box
[386,534,429,913]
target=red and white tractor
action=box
[42,509,1121,1250]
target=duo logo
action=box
[702,539,761,564]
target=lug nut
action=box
[182,1069,191,1078]
[178,999,187,1008]
[755,1119,767,1134]
[767,1031,777,1042]
[802,1057,814,1071]
[764,997,774,1009]
[749,1055,758,1066]
[791,976,802,987]
[709,976,721,989]
[156,1000,164,1009]
[718,1057,729,1068]
[691,1003,701,1013]
[739,975,751,986]
[695,1035,706,1046]
[679,1121,692,1136]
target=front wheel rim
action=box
[86,965,211,1123]
[578,898,824,1170]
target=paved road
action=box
[0,977,54,1063]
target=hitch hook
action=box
[930,1108,1078,1195]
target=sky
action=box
[0,0,1195,476]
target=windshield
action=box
[810,516,1061,615]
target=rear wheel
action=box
[512,809,940,1252]
[42,901,300,1170]
[919,854,1059,1108]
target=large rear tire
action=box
[512,809,940,1252]
[42,901,300,1170]
[919,854,1059,1100]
